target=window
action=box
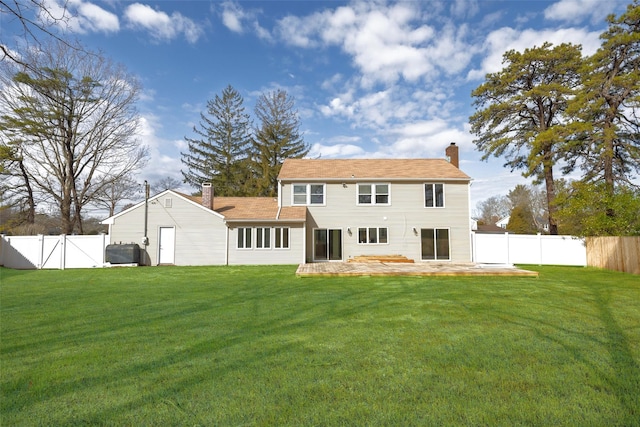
[425,183,444,207]
[293,185,307,205]
[275,227,290,249]
[357,183,390,205]
[256,227,271,249]
[292,184,325,205]
[421,228,450,260]
[164,198,172,208]
[237,227,252,249]
[358,227,389,244]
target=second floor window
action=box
[425,183,444,208]
[292,184,325,205]
[357,183,390,205]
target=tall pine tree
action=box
[252,89,309,197]
[181,85,252,196]
[469,42,583,235]
[564,1,640,209]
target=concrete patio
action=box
[296,262,539,277]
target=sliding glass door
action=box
[421,228,450,261]
[314,229,342,261]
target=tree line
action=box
[1,40,148,235]
[1,1,308,235]
[470,0,640,236]
[180,85,308,197]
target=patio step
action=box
[349,255,415,263]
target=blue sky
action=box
[2,0,630,209]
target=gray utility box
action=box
[105,243,141,265]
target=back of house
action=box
[102,143,472,265]
[278,143,472,263]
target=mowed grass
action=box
[1,265,639,426]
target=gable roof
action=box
[278,158,470,181]
[102,191,306,224]
[183,195,307,222]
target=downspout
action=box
[276,179,282,220]
[468,181,473,263]
[143,180,149,265]
[224,220,229,266]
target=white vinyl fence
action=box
[1,232,587,270]
[0,234,109,270]
[472,232,587,266]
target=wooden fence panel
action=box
[586,236,640,275]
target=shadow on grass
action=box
[490,282,640,424]
[591,287,640,423]
[4,278,397,424]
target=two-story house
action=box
[102,143,472,265]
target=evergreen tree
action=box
[252,89,309,197]
[506,204,538,234]
[181,85,252,196]
[564,1,640,214]
[470,42,583,235]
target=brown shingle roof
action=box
[183,194,306,221]
[278,158,470,180]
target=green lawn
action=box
[1,265,639,426]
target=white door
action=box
[158,227,176,264]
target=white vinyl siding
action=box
[228,223,304,265]
[280,180,471,263]
[108,193,227,266]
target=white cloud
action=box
[218,2,272,41]
[137,113,186,186]
[221,1,244,33]
[253,21,273,42]
[379,120,473,158]
[544,0,618,24]
[74,1,119,32]
[39,0,119,34]
[276,2,474,87]
[450,0,479,19]
[467,27,602,80]
[308,142,365,158]
[124,3,203,43]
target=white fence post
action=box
[37,234,44,269]
[505,232,510,265]
[60,234,66,270]
[537,233,542,265]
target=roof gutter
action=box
[225,218,306,224]
[282,177,471,182]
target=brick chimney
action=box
[202,182,213,210]
[445,142,459,168]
